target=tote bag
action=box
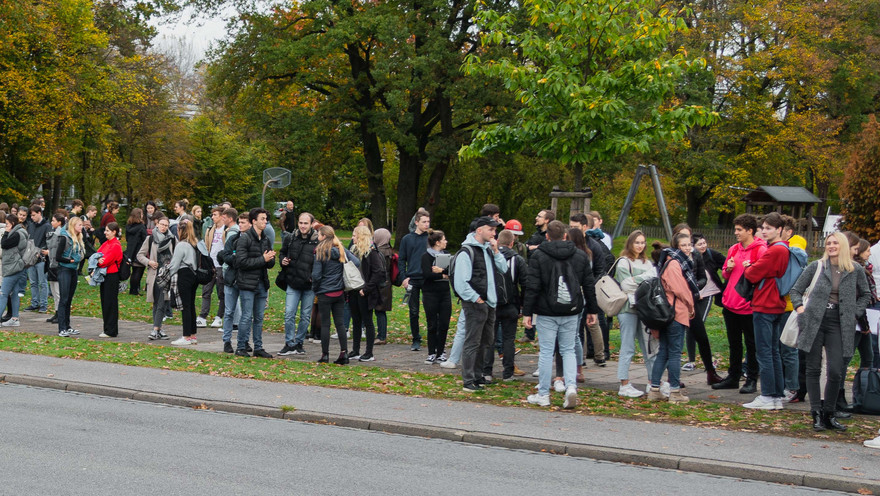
[595,258,627,316]
[780,263,823,347]
[342,250,365,291]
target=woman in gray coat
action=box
[791,232,871,432]
[136,216,175,340]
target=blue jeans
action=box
[376,311,387,341]
[652,321,686,390]
[536,314,579,396]
[617,311,657,382]
[0,271,25,319]
[284,288,315,347]
[222,284,240,344]
[27,261,49,310]
[448,309,466,363]
[753,311,785,398]
[237,283,268,351]
[779,312,799,391]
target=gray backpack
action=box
[21,232,42,268]
[46,231,61,269]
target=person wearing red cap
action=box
[504,219,529,260]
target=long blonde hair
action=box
[315,225,345,262]
[178,219,198,246]
[822,231,855,273]
[66,217,85,255]
[351,225,373,258]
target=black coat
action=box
[234,228,275,291]
[281,228,319,290]
[522,240,599,317]
[125,223,147,265]
[312,247,359,295]
[355,248,387,310]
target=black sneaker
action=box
[359,353,375,362]
[278,344,295,356]
[223,342,234,354]
[291,344,306,355]
[462,383,484,393]
[348,350,361,360]
[253,349,273,359]
[245,342,253,353]
[234,349,250,357]
[410,342,421,351]
[46,314,58,323]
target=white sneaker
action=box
[531,369,540,378]
[196,317,207,328]
[782,389,797,403]
[211,316,223,328]
[553,379,565,393]
[171,336,196,346]
[1,318,20,327]
[682,362,695,371]
[743,395,777,410]
[864,436,880,449]
[439,360,458,369]
[58,329,71,337]
[330,333,338,339]
[660,381,671,397]
[527,393,550,407]
[773,397,784,410]
[618,383,645,398]
[563,386,578,409]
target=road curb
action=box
[4,373,879,494]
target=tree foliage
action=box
[841,115,880,238]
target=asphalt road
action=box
[0,384,849,496]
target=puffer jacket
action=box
[281,228,319,290]
[522,239,599,317]
[312,246,359,295]
[234,227,275,291]
[1,224,28,276]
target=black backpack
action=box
[195,245,214,285]
[853,368,880,415]
[634,260,676,330]
[497,254,523,307]
[546,258,583,315]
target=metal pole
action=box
[261,179,279,209]
[649,164,674,240]
[611,165,647,239]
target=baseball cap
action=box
[504,219,523,235]
[474,216,502,229]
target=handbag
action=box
[595,258,627,316]
[734,274,755,300]
[780,262,823,347]
[342,251,365,291]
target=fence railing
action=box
[609,225,826,256]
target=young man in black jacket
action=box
[278,212,319,356]
[523,221,599,409]
[234,208,275,358]
[25,205,51,312]
[494,229,528,380]
[217,209,245,353]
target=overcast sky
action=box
[152,6,233,62]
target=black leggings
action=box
[686,297,716,371]
[318,293,347,355]
[177,267,198,336]
[423,289,451,356]
[349,291,375,356]
[130,265,145,295]
[806,308,843,412]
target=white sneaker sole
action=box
[563,389,578,409]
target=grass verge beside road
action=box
[1,330,875,444]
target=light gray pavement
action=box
[2,349,880,493]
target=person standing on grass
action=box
[79,205,98,274]
[55,217,85,337]
[0,213,28,327]
[712,214,766,393]
[311,225,359,364]
[97,201,119,245]
[234,208,276,358]
[278,212,318,357]
[791,232,871,431]
[144,201,158,235]
[169,220,202,346]
[523,220,598,407]
[347,225,385,362]
[96,222,123,338]
[279,200,296,244]
[741,212,790,410]
[137,215,174,341]
[372,228,394,345]
[199,206,227,329]
[398,210,430,351]
[495,229,528,380]
[125,208,147,296]
[217,210,247,354]
[191,205,204,241]
[24,205,50,313]
[421,229,452,365]
[614,230,657,398]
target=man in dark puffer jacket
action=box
[234,208,276,358]
[279,212,319,356]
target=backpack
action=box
[852,368,880,415]
[46,231,61,270]
[546,258,583,315]
[449,245,475,300]
[21,236,42,268]
[497,253,523,307]
[390,252,400,286]
[771,242,806,297]
[195,245,215,285]
[634,260,676,330]
[117,255,132,281]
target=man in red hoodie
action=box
[713,214,767,393]
[742,212,790,410]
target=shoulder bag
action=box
[595,258,627,316]
[780,262,823,347]
[342,250,365,291]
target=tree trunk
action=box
[686,186,705,228]
[395,149,423,247]
[51,174,62,212]
[361,122,387,229]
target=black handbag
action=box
[275,270,288,291]
[734,274,755,300]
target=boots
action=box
[711,375,740,390]
[576,365,585,383]
[811,410,825,431]
[333,351,349,365]
[822,411,847,432]
[706,369,724,385]
[739,378,757,394]
[668,390,689,403]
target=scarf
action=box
[664,247,700,296]
[585,228,605,241]
[427,247,442,257]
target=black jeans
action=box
[177,267,198,337]
[407,281,423,344]
[686,297,716,371]
[496,304,520,378]
[129,265,145,295]
[806,308,844,412]
[722,308,758,379]
[57,267,78,333]
[100,272,120,337]
[423,288,451,356]
[349,291,375,356]
[318,293,347,355]
[461,300,496,387]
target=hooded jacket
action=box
[235,227,275,291]
[312,246,359,295]
[453,232,508,308]
[1,224,28,276]
[522,239,599,317]
[721,237,767,314]
[744,239,790,314]
[783,235,809,312]
[281,228,319,290]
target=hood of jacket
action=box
[499,245,517,260]
[536,239,577,260]
[462,232,492,250]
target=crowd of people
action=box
[2,197,880,445]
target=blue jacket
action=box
[312,247,359,295]
[397,231,429,284]
[87,251,107,286]
[59,230,84,270]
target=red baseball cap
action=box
[504,219,523,235]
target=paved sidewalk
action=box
[1,350,879,493]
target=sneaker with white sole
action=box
[58,329,71,337]
[773,397,784,410]
[66,328,80,335]
[864,436,880,449]
[1,318,20,327]
[743,395,777,410]
[171,336,197,346]
[196,317,207,328]
[436,353,448,362]
[660,381,671,397]
[527,393,551,407]
[149,331,161,340]
[618,383,645,398]
[681,362,696,371]
[425,354,436,364]
[439,360,458,369]
[210,316,223,328]
[532,369,540,378]
[553,379,565,393]
[782,389,798,403]
[563,386,578,409]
